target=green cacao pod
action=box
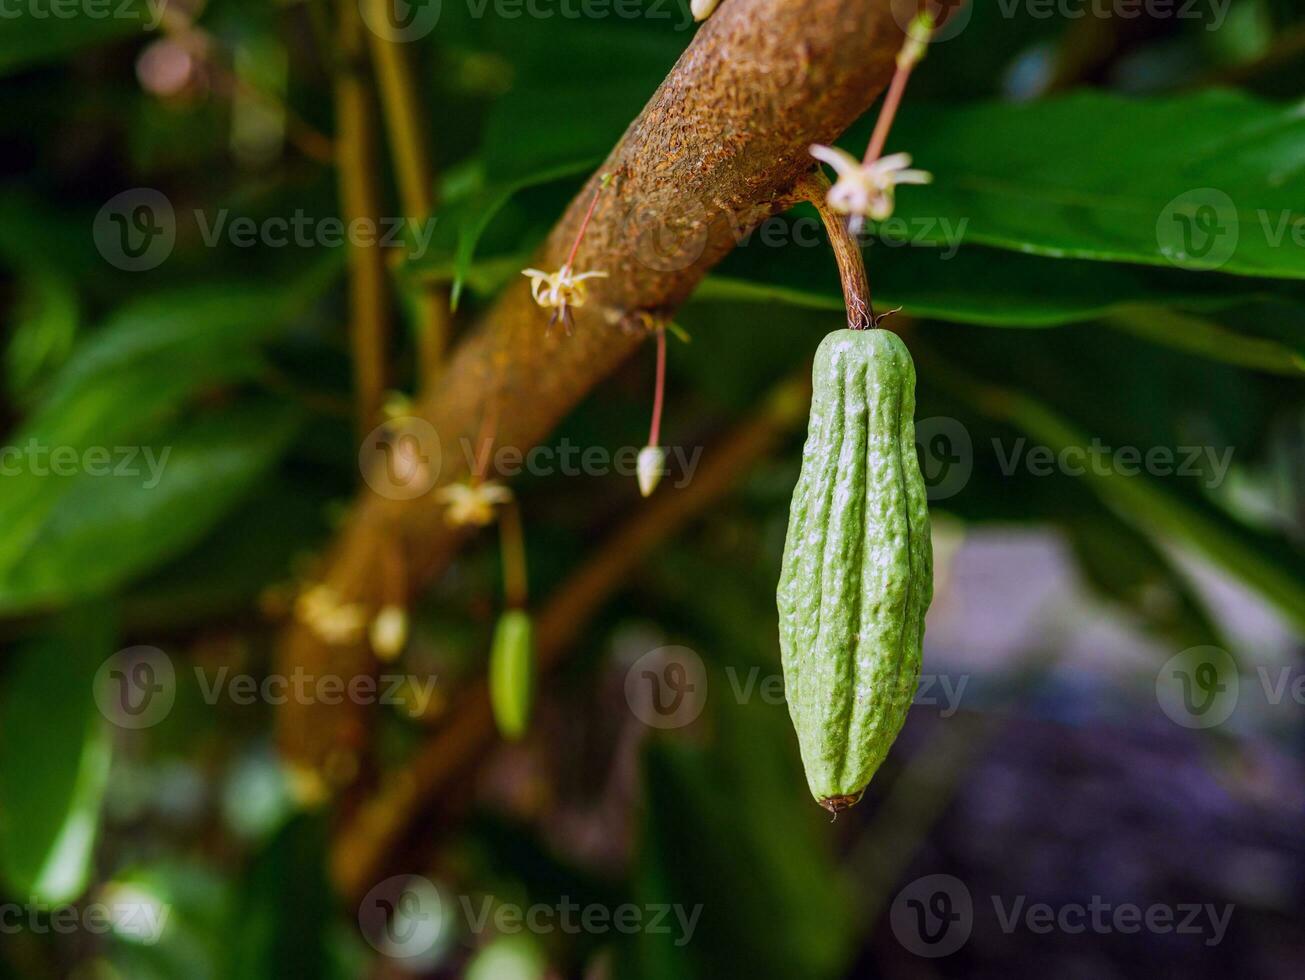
[777,328,933,812]
[489,610,535,740]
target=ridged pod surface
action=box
[490,610,535,741]
[777,328,933,812]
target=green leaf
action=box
[0,272,334,613]
[5,269,79,404]
[882,90,1305,278]
[1063,513,1229,651]
[225,813,334,980]
[632,689,854,979]
[446,159,599,310]
[947,375,1305,632]
[103,861,230,980]
[701,241,1284,327]
[1106,306,1305,375]
[0,0,155,77]
[22,277,328,446]
[0,400,302,614]
[122,474,333,630]
[0,189,116,303]
[434,16,682,307]
[0,608,114,903]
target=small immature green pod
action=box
[490,610,535,741]
[777,328,933,812]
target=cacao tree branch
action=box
[277,0,905,792]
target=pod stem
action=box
[499,499,529,610]
[648,327,667,448]
[799,170,874,329]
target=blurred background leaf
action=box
[0,608,114,904]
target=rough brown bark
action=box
[276,0,904,790]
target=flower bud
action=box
[369,604,409,661]
[692,0,721,21]
[490,610,535,741]
[637,445,666,497]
